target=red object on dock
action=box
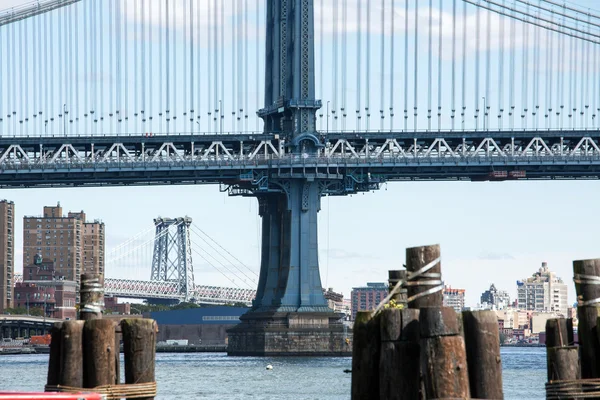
[0,393,103,400]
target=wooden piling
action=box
[79,273,104,321]
[59,320,84,388]
[83,319,117,388]
[573,258,600,378]
[406,245,442,308]
[388,270,407,305]
[546,318,580,382]
[545,318,569,348]
[351,311,380,400]
[462,310,503,399]
[379,308,420,400]
[46,322,63,388]
[420,307,470,399]
[121,319,156,400]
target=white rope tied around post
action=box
[574,274,600,306]
[372,257,442,316]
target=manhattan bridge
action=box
[1,0,600,312]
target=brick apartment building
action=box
[351,282,388,320]
[0,200,14,313]
[23,203,105,298]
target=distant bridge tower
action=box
[150,217,195,301]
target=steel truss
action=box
[1,131,600,187]
[104,278,256,306]
[0,0,82,27]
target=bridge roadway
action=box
[0,130,600,189]
[104,278,256,306]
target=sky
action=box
[1,0,600,307]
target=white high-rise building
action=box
[516,262,568,317]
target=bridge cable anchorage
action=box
[189,226,257,282]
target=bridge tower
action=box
[150,217,195,302]
[228,0,355,356]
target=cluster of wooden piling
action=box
[45,274,157,400]
[544,258,600,398]
[351,244,503,400]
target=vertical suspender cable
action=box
[499,0,505,129]
[237,0,243,131]
[160,0,164,131]
[197,0,202,129]
[173,0,178,126]
[451,0,456,130]
[404,0,408,131]
[184,0,189,130]
[69,6,74,128]
[533,6,539,129]
[19,20,24,131]
[256,1,260,132]
[390,0,395,131]
[366,0,371,130]
[319,0,323,128]
[414,1,418,132]
[437,0,442,131]
[379,0,385,131]
[44,13,48,131]
[109,0,114,133]
[92,1,97,129]
[485,6,490,130]
[244,0,249,132]
[462,1,466,130]
[522,4,528,129]
[117,0,122,126]
[558,9,564,129]
[135,0,139,129]
[221,0,224,132]
[232,0,237,130]
[546,8,552,129]
[213,0,218,132]
[37,13,42,120]
[579,19,590,129]
[428,0,432,132]
[333,0,338,131]
[208,0,212,132]
[23,19,28,133]
[12,22,16,133]
[166,0,170,131]
[569,19,574,129]
[189,0,194,130]
[594,15,598,127]
[357,0,362,130]
[0,26,2,134]
[475,4,480,130]
[142,0,147,126]
[149,0,154,131]
[98,0,103,128]
[342,0,347,131]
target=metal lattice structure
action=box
[104,278,256,306]
[150,217,195,302]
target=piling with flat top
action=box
[573,258,600,378]
[121,319,157,400]
[462,310,503,399]
[79,273,104,321]
[420,307,470,399]
[83,319,117,388]
[379,308,420,400]
[46,322,64,387]
[546,318,580,382]
[405,245,442,308]
[351,311,380,400]
[59,320,84,388]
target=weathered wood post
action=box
[546,318,579,382]
[46,321,63,388]
[420,307,470,399]
[59,320,84,388]
[79,273,105,321]
[121,319,157,400]
[83,319,117,388]
[462,310,503,399]
[379,308,420,400]
[573,258,600,378]
[351,311,380,400]
[388,270,407,305]
[405,245,442,309]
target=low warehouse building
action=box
[149,306,248,345]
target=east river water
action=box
[0,346,545,399]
